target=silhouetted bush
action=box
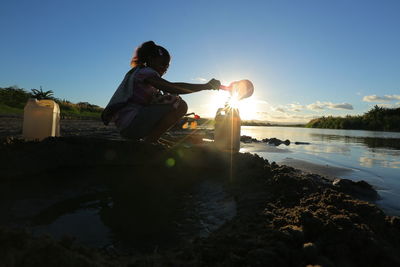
[0,86,103,119]
[0,86,31,108]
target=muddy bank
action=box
[1,136,399,266]
[0,115,121,139]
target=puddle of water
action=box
[29,179,237,248]
[32,208,111,248]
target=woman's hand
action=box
[207,79,221,90]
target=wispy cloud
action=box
[307,102,325,111]
[192,77,208,83]
[327,103,354,110]
[267,113,318,123]
[363,94,400,103]
[287,103,304,112]
[267,101,353,120]
[290,114,318,120]
[306,101,353,111]
[256,110,318,123]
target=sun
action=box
[236,98,259,120]
[206,90,260,120]
[227,92,240,108]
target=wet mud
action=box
[0,134,399,266]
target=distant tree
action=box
[306,106,400,132]
[76,101,102,112]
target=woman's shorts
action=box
[120,104,174,140]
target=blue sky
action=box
[1,0,399,122]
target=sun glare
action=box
[228,93,240,108]
[237,98,259,120]
[206,90,260,120]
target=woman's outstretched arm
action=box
[145,76,220,94]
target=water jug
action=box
[214,105,241,152]
[219,80,254,100]
[23,98,60,141]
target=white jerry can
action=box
[22,98,60,141]
[214,107,241,152]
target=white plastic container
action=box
[23,98,60,141]
[214,106,241,152]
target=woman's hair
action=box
[130,41,170,68]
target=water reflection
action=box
[241,126,400,215]
[242,126,400,150]
[359,156,382,168]
[302,144,351,154]
[242,126,400,166]
[360,154,400,169]
[309,133,400,150]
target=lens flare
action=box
[165,158,175,167]
[228,93,240,108]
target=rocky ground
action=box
[1,117,400,266]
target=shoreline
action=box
[0,116,395,197]
[278,158,354,179]
[1,116,400,266]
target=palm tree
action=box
[30,86,54,100]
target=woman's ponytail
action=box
[130,41,170,68]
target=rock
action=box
[283,139,290,146]
[332,178,379,201]
[240,135,259,143]
[303,242,318,261]
[246,248,283,266]
[280,225,304,243]
[241,135,252,143]
[269,138,281,146]
[262,137,291,146]
[295,141,310,145]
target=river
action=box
[240,126,400,216]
